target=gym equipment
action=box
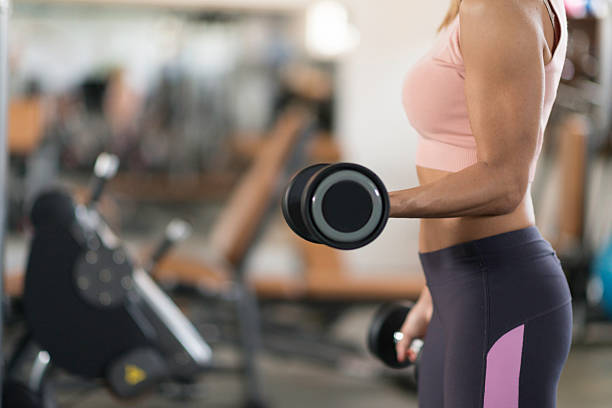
[20,153,211,400]
[3,338,56,408]
[367,303,423,371]
[282,162,389,250]
[3,380,47,408]
[591,237,612,319]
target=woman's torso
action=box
[407,0,567,252]
[418,167,536,251]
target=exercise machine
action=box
[4,154,212,406]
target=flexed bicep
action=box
[461,0,546,194]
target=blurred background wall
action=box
[6,0,456,280]
[8,0,610,278]
[336,0,448,274]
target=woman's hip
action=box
[418,226,572,333]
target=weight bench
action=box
[153,104,316,406]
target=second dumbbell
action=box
[367,302,424,370]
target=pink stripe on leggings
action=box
[483,324,525,408]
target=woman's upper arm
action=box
[460,0,545,191]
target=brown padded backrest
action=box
[9,97,44,155]
[209,105,311,267]
[555,114,588,252]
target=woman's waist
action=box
[418,225,565,287]
[418,212,535,254]
[416,165,536,253]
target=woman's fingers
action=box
[395,303,430,363]
[395,341,405,363]
[395,333,411,363]
[396,341,419,363]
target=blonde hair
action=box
[439,0,461,31]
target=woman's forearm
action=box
[418,285,432,306]
[388,161,527,219]
[416,286,433,321]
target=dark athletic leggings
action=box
[417,226,572,408]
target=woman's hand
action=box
[395,287,433,363]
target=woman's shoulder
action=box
[459,0,544,46]
[460,0,562,26]
[460,0,533,23]
[459,0,551,72]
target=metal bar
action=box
[28,351,51,391]
[599,10,612,136]
[234,279,266,406]
[0,1,10,405]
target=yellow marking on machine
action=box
[124,365,147,385]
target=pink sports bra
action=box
[402,1,567,181]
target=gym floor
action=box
[46,338,612,408]
[47,317,612,408]
[6,215,612,408]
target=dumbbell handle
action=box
[393,332,424,354]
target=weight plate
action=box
[311,170,382,243]
[281,163,329,244]
[302,163,390,250]
[368,303,413,369]
[24,228,149,378]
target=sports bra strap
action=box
[543,0,558,46]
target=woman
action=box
[391,0,572,407]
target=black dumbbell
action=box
[367,303,424,369]
[282,162,389,250]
